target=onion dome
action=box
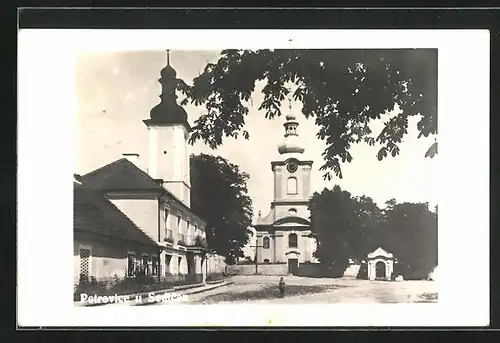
[277,100,305,155]
[144,50,191,131]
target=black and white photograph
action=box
[17,29,490,327]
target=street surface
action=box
[153,275,438,305]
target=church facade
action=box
[254,105,319,274]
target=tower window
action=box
[288,208,297,215]
[287,177,298,194]
[289,233,298,248]
[263,237,270,249]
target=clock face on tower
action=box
[287,160,298,173]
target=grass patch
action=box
[192,284,345,304]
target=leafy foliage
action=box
[190,153,254,259]
[308,186,383,270]
[309,186,438,279]
[179,49,437,180]
[381,201,438,278]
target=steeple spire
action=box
[144,49,191,131]
[277,97,304,155]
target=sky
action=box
[75,50,438,225]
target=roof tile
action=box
[74,181,158,247]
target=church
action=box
[74,51,226,284]
[253,102,319,274]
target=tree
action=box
[178,49,437,180]
[382,202,438,279]
[190,153,254,259]
[308,185,438,279]
[309,186,384,267]
[309,186,357,272]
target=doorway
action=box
[375,261,386,279]
[186,254,194,275]
[288,258,298,275]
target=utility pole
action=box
[249,243,264,275]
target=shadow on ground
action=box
[191,285,348,304]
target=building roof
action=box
[254,208,310,230]
[144,50,191,131]
[277,104,305,155]
[81,158,206,225]
[81,158,163,192]
[366,246,394,259]
[74,180,159,247]
[254,208,276,226]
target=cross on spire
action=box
[166,49,170,65]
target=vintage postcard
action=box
[17,29,490,327]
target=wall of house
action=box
[161,250,189,275]
[162,199,206,246]
[111,198,159,242]
[74,233,159,283]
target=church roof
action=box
[277,100,305,155]
[254,208,310,229]
[254,208,275,226]
[144,50,191,131]
[74,180,159,247]
[81,158,163,192]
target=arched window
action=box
[263,236,270,249]
[264,259,270,263]
[289,233,298,248]
[287,177,298,194]
[288,208,297,215]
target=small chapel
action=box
[253,100,319,274]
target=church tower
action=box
[254,98,317,266]
[271,99,313,220]
[143,50,191,207]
